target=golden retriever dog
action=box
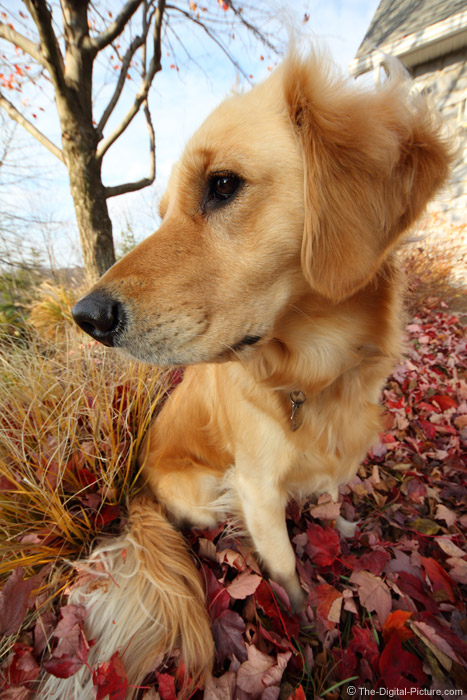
[46,49,451,698]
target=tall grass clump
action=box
[28,280,76,341]
[0,325,171,653]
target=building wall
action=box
[411,47,467,222]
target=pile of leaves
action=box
[399,214,467,313]
[0,302,466,699]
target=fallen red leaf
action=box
[306,523,340,567]
[382,610,414,642]
[43,653,84,679]
[254,580,300,639]
[430,394,457,412]
[342,549,390,577]
[4,643,39,687]
[287,686,306,700]
[379,633,426,690]
[212,609,247,663]
[93,650,128,700]
[94,504,121,528]
[308,582,343,630]
[420,557,456,603]
[395,571,440,615]
[156,672,177,700]
[202,564,230,620]
[0,567,38,636]
[349,625,380,670]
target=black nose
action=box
[72,291,124,347]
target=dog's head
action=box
[73,50,451,365]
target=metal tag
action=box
[289,391,306,432]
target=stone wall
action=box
[411,47,467,222]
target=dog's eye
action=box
[211,176,239,201]
[202,173,243,214]
[205,173,242,207]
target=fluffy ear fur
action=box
[283,52,453,303]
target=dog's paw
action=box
[289,586,308,614]
[285,577,307,613]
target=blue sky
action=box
[1,0,381,268]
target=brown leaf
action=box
[261,651,292,687]
[308,493,341,521]
[350,570,391,627]
[435,504,457,527]
[446,557,467,585]
[309,583,343,629]
[410,621,456,670]
[236,646,275,698]
[227,571,262,600]
[204,670,236,700]
[435,537,465,558]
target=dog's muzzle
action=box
[72,291,125,347]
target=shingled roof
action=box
[349,0,467,76]
[356,0,466,58]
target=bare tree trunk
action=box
[61,119,115,284]
[58,0,115,284]
[26,0,117,284]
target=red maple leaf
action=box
[43,654,84,679]
[93,651,128,700]
[379,633,426,690]
[156,672,177,700]
[4,643,39,687]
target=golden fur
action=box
[47,49,452,698]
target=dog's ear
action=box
[284,54,453,303]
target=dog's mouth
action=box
[213,334,262,362]
[231,335,262,351]
[72,290,264,365]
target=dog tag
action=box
[289,391,306,432]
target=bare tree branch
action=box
[84,0,143,53]
[0,120,15,170]
[105,98,155,198]
[0,91,63,162]
[96,32,146,137]
[229,1,277,54]
[24,0,68,99]
[96,85,144,159]
[97,0,165,160]
[104,177,151,197]
[165,4,251,82]
[0,21,45,65]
